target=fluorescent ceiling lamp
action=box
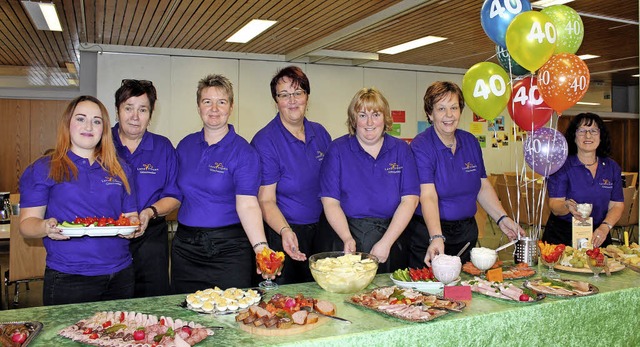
[578,54,600,60]
[378,36,447,55]
[65,62,77,74]
[632,74,639,78]
[531,0,574,7]
[226,19,277,43]
[576,101,601,106]
[22,1,62,31]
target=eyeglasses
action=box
[576,128,600,136]
[121,79,153,87]
[276,90,306,100]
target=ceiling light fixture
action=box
[378,36,447,55]
[576,101,601,106]
[22,1,62,31]
[65,62,77,75]
[578,54,600,60]
[632,74,639,78]
[531,0,574,7]
[226,19,277,43]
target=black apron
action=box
[129,216,170,297]
[542,214,612,247]
[346,217,409,273]
[408,215,477,266]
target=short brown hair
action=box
[347,88,393,136]
[423,81,464,124]
[197,74,234,105]
[270,66,310,102]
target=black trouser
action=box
[129,217,170,297]
[542,214,612,247]
[266,221,322,285]
[345,217,409,274]
[43,265,134,306]
[408,214,478,267]
[171,223,252,294]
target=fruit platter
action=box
[235,293,337,336]
[0,321,42,346]
[58,311,214,346]
[524,277,599,297]
[57,215,138,237]
[557,246,625,273]
[462,260,536,279]
[461,277,545,303]
[390,267,445,294]
[349,286,465,322]
[181,287,263,314]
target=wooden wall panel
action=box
[29,100,68,162]
[0,99,30,193]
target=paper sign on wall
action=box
[392,110,406,123]
[388,123,401,137]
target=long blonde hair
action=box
[49,95,131,193]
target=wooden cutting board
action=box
[237,304,336,336]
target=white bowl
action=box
[470,249,498,271]
[389,275,444,294]
[432,263,462,285]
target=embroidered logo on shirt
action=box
[137,163,159,175]
[463,162,478,173]
[316,151,325,161]
[209,162,228,174]
[600,178,613,189]
[385,162,403,174]
[102,176,123,186]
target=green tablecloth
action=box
[1,266,639,346]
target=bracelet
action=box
[279,226,292,235]
[602,221,613,230]
[146,205,158,219]
[496,214,508,226]
[252,241,268,250]
[429,234,446,243]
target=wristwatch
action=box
[147,205,158,219]
[601,221,613,230]
[429,234,446,243]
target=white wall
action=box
[89,51,562,174]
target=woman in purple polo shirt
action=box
[409,81,523,266]
[19,95,139,305]
[544,113,624,248]
[172,74,271,293]
[112,79,181,297]
[251,66,332,284]
[319,88,419,273]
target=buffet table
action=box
[2,266,639,346]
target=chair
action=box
[613,187,637,243]
[621,172,638,188]
[3,215,47,309]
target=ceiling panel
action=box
[0,0,637,88]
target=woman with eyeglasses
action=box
[19,96,139,305]
[408,81,524,267]
[112,79,181,297]
[319,88,419,273]
[544,112,624,248]
[172,74,271,293]
[250,66,332,284]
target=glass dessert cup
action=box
[587,255,606,281]
[539,249,563,279]
[257,262,284,290]
[576,203,593,227]
[470,253,497,279]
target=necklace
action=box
[583,158,598,167]
[446,143,455,148]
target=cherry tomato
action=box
[89,333,99,339]
[102,321,112,328]
[82,328,93,335]
[133,328,145,341]
[119,312,126,323]
[12,332,27,344]
[519,294,530,302]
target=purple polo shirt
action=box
[251,115,331,224]
[19,151,136,276]
[112,124,182,211]
[411,127,486,220]
[319,134,419,219]
[548,155,623,224]
[176,125,261,228]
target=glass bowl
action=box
[309,251,378,293]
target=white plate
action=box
[57,225,137,237]
[390,274,444,294]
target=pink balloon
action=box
[508,76,553,131]
[537,53,590,114]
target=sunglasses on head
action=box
[121,79,153,87]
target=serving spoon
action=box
[494,240,517,253]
